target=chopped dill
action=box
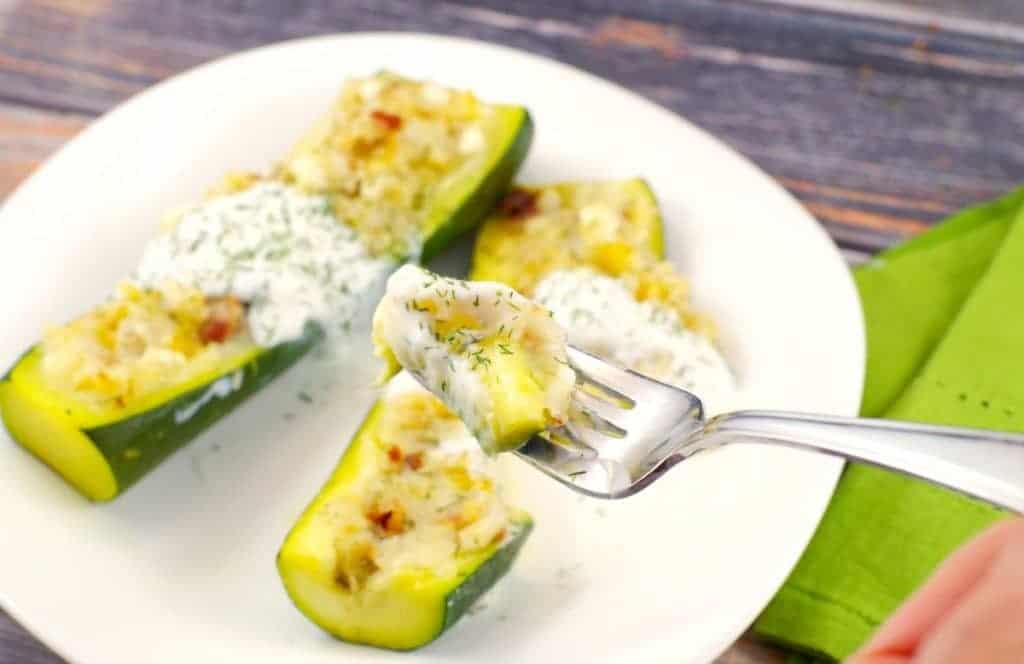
[470,348,492,370]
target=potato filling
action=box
[279,71,494,258]
[329,383,513,593]
[40,282,251,408]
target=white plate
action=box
[0,34,864,664]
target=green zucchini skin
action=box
[86,326,321,491]
[277,393,534,650]
[420,109,533,263]
[441,518,532,635]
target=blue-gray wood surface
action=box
[2,1,1023,662]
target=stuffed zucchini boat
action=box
[277,373,531,650]
[372,264,574,454]
[472,179,734,411]
[0,72,532,501]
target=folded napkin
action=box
[754,188,1024,661]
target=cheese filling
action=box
[327,374,514,592]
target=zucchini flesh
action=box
[0,84,532,501]
[278,385,532,650]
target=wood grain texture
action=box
[0,1,1022,663]
[0,103,88,198]
[1,0,1023,252]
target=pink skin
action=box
[847,517,1024,664]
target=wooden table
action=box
[2,1,1022,662]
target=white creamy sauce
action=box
[534,267,735,412]
[136,182,395,347]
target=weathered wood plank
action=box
[0,102,88,198]
[0,99,968,254]
[798,0,1024,31]
[1,1,1022,252]
[0,610,60,664]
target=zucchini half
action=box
[0,328,317,501]
[278,381,532,650]
[0,94,532,502]
[470,178,664,289]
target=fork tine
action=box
[515,346,710,498]
[572,388,628,432]
[565,417,626,451]
[521,431,596,463]
[566,346,659,397]
[546,426,601,457]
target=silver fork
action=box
[514,347,1024,512]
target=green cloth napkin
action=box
[754,188,1024,661]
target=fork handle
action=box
[694,411,1024,512]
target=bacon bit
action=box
[368,505,407,536]
[405,452,424,471]
[498,188,539,219]
[371,110,403,130]
[387,445,403,464]
[200,296,244,344]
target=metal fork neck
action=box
[685,411,1024,512]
